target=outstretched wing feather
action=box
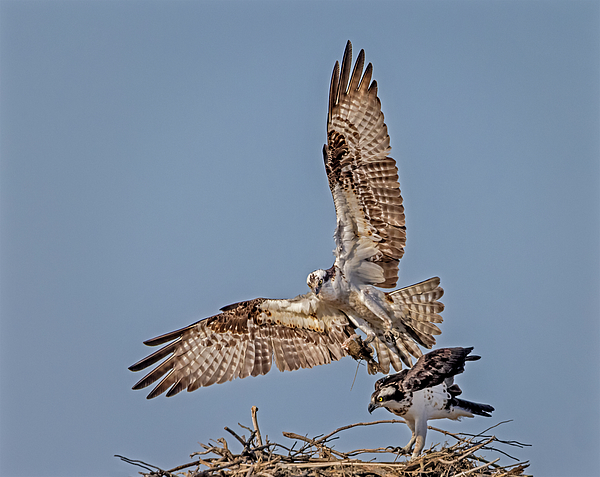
[325,41,405,288]
[129,296,351,398]
[402,347,477,393]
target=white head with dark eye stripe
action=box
[368,384,406,413]
[307,268,335,295]
[307,269,327,294]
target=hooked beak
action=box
[368,402,378,414]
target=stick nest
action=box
[118,406,530,477]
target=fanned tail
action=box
[386,277,444,349]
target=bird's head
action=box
[368,384,404,414]
[307,269,329,294]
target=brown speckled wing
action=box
[401,347,480,393]
[325,41,405,288]
[129,297,352,398]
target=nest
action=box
[118,407,531,477]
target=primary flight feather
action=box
[129,41,444,398]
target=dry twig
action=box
[117,407,531,477]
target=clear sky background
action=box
[1,1,598,476]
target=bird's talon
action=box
[342,334,360,349]
[386,446,405,454]
[383,330,399,344]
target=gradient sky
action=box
[1,1,599,476]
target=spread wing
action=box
[324,41,405,288]
[374,368,409,391]
[129,295,353,398]
[400,347,480,393]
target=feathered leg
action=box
[411,419,428,458]
[346,314,377,343]
[391,418,416,455]
[360,288,394,332]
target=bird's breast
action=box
[383,394,413,416]
[318,273,350,306]
[407,386,452,421]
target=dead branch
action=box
[314,418,406,444]
[251,406,263,447]
[118,408,531,477]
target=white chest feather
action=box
[401,384,474,422]
[318,270,349,306]
[406,385,450,419]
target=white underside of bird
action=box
[309,267,417,353]
[378,381,476,457]
[368,347,494,459]
[128,42,446,399]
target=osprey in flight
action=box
[129,41,444,398]
[368,347,494,458]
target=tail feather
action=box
[454,398,494,417]
[404,323,437,349]
[386,277,444,354]
[387,277,445,316]
[408,311,444,324]
[404,302,445,314]
[393,337,416,368]
[365,277,445,373]
[373,338,391,374]
[389,277,440,298]
[404,318,442,336]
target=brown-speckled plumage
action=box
[369,347,494,458]
[129,42,446,399]
[130,297,354,398]
[325,41,405,288]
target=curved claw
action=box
[386,445,407,455]
[342,334,360,348]
[383,329,400,344]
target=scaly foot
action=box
[384,329,400,344]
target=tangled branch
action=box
[117,407,531,477]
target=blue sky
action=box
[1,1,598,476]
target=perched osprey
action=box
[368,347,494,459]
[129,41,445,399]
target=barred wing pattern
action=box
[129,42,446,398]
[325,41,406,288]
[374,347,479,393]
[129,296,353,398]
[368,277,444,373]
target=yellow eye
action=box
[318,279,323,286]
[378,396,383,402]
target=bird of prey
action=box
[129,41,445,399]
[368,347,494,458]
